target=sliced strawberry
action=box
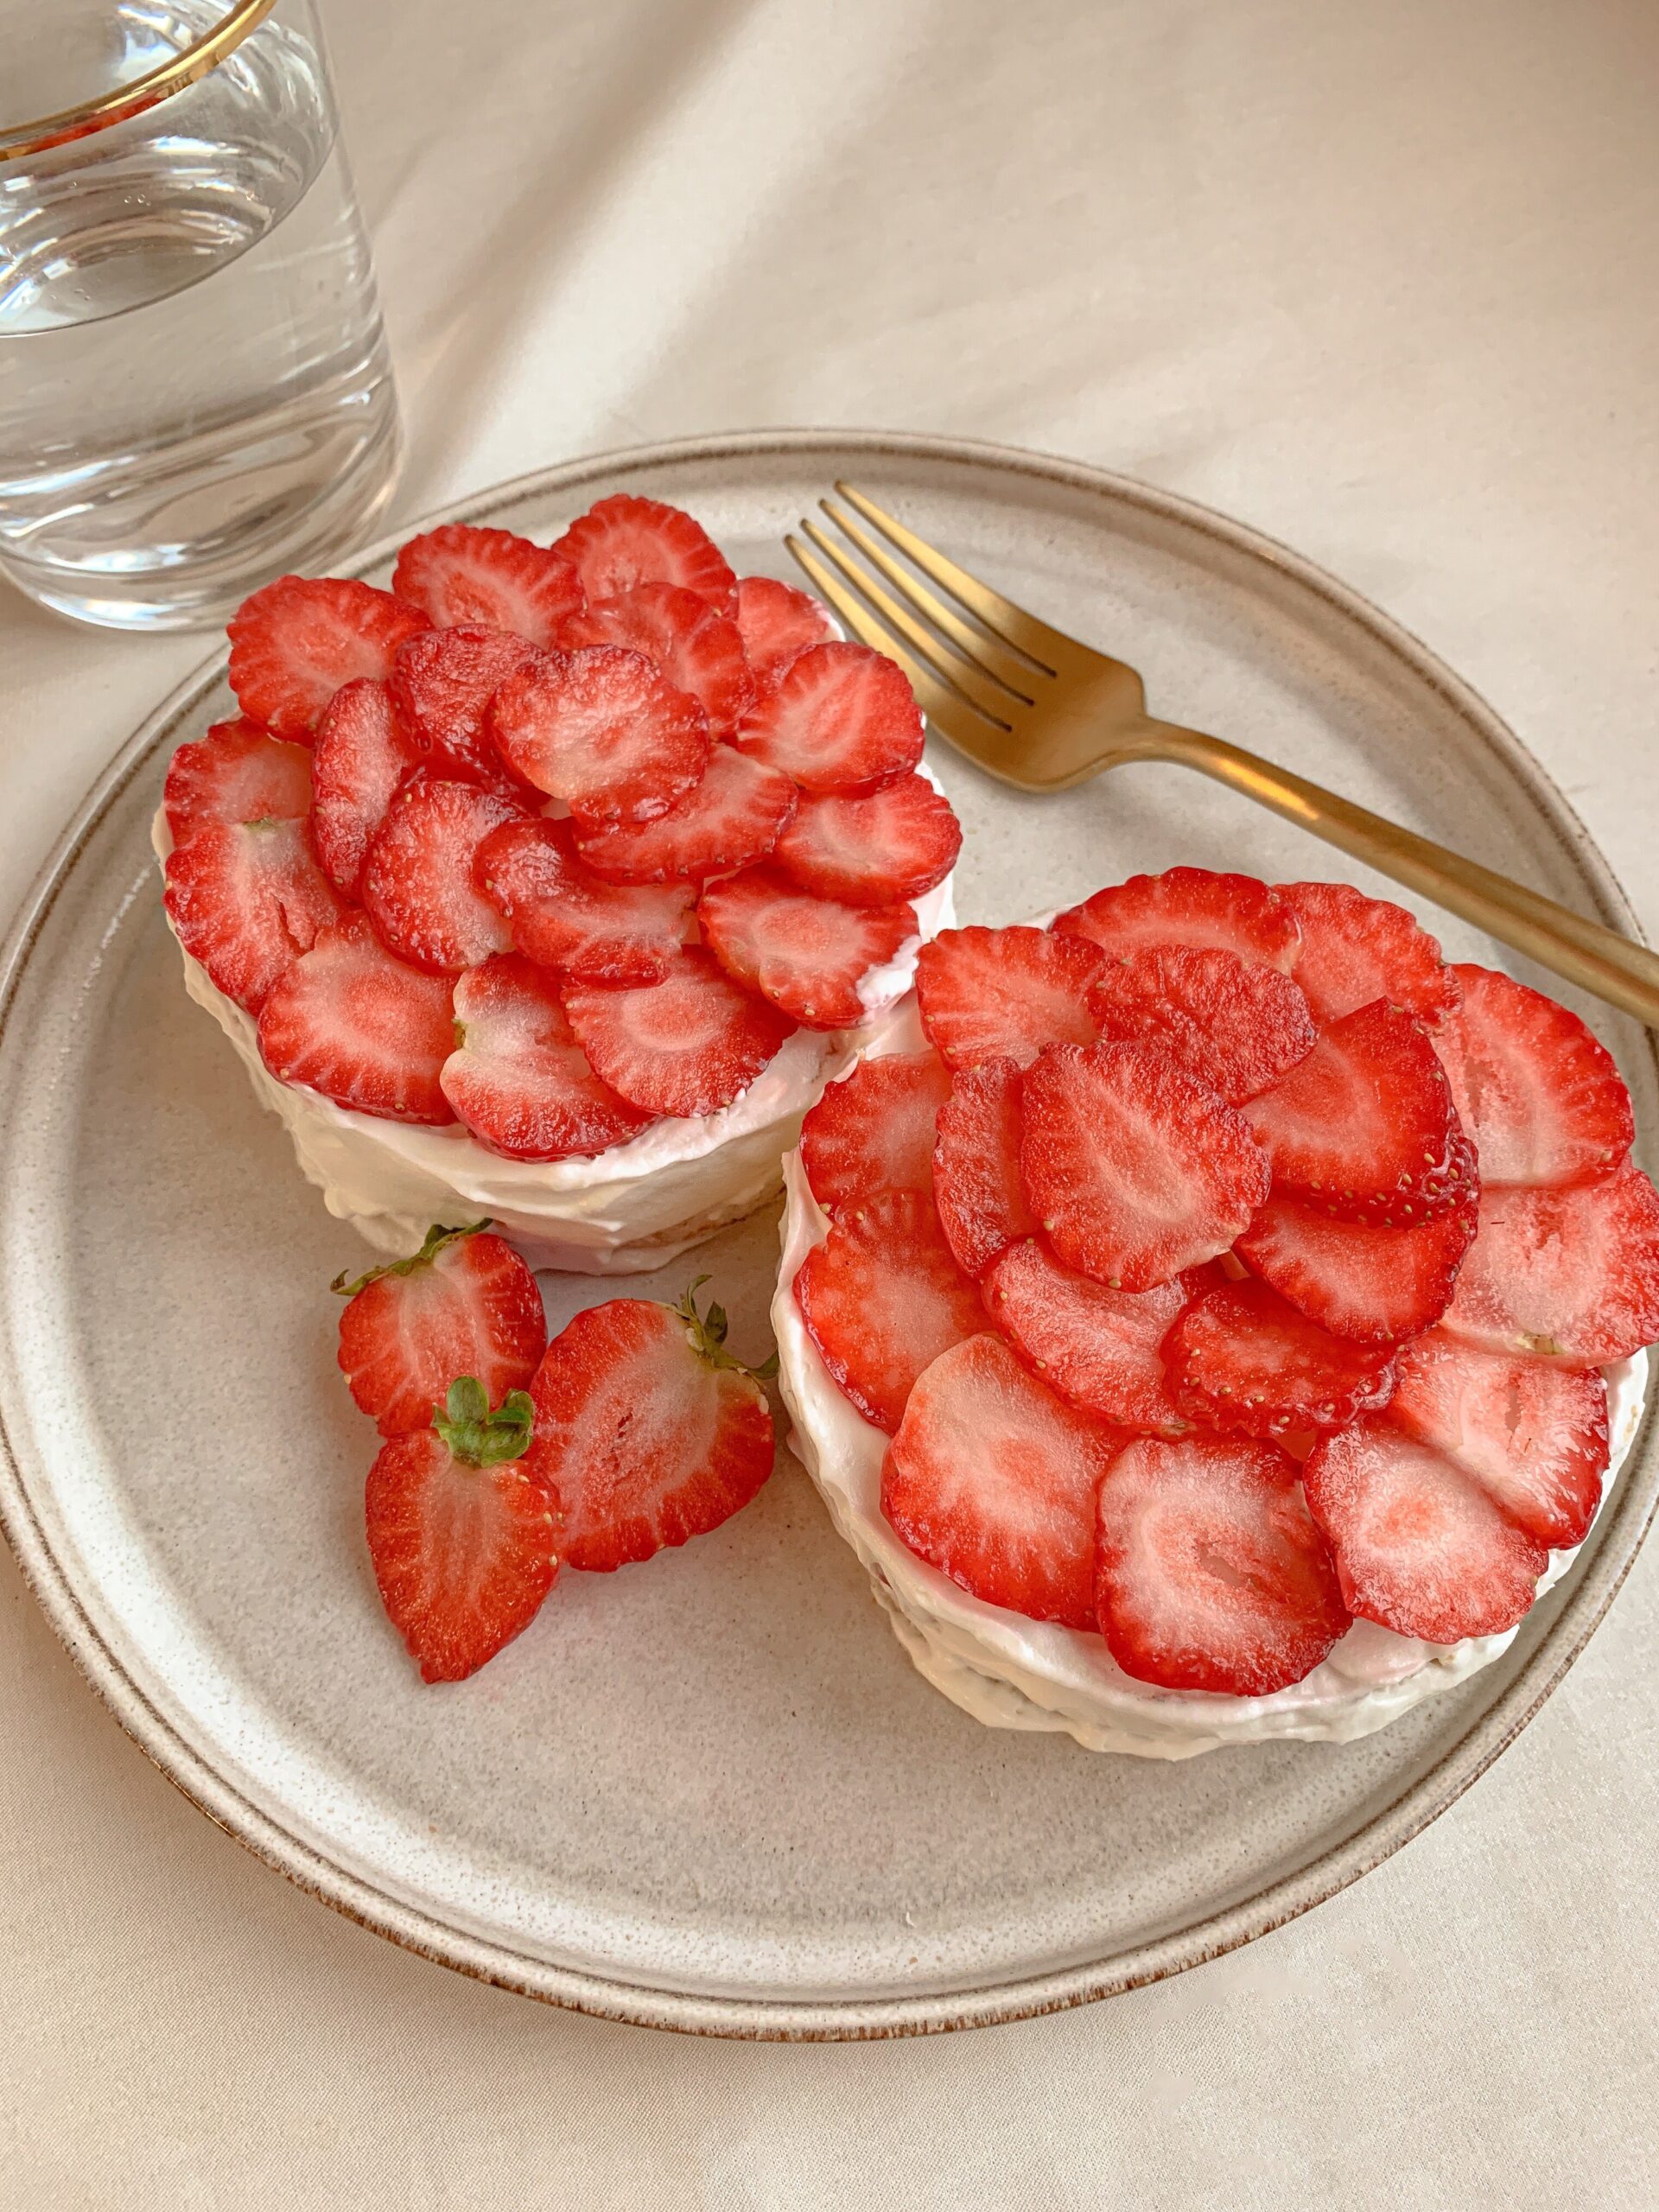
[572,744,798,885]
[1057,868,1300,970]
[931,1058,1037,1275]
[310,678,419,899]
[391,523,582,645]
[1440,1169,1659,1367]
[562,949,794,1119]
[733,640,924,792]
[227,576,429,739]
[257,912,456,1124]
[1303,1417,1547,1642]
[336,1221,547,1439]
[487,645,710,825]
[1243,999,1476,1224]
[362,779,525,975]
[163,817,344,1014]
[442,956,651,1160]
[733,575,836,695]
[1432,963,1633,1188]
[1236,1193,1477,1344]
[1388,1329,1608,1548]
[551,495,737,615]
[387,624,541,785]
[1095,1434,1350,1694]
[162,717,312,842]
[524,1285,774,1572]
[1160,1277,1396,1438]
[882,1333,1122,1629]
[795,1189,986,1432]
[982,1239,1194,1433]
[474,816,693,984]
[1085,945,1317,1104]
[799,1050,953,1213]
[1275,880,1458,1027]
[1020,1041,1272,1292]
[914,925,1104,1071]
[365,1380,558,1683]
[774,773,962,906]
[563,582,753,734]
[697,867,918,1029]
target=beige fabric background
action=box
[3,1,1657,2202]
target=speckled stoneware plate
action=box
[2,432,1655,2039]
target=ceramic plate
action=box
[1,433,1653,2039]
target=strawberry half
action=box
[931,1058,1038,1275]
[1275,880,1459,1027]
[881,1332,1121,1630]
[982,1238,1194,1433]
[1235,1192,1477,1344]
[524,1284,774,1572]
[734,641,925,792]
[1432,963,1633,1188]
[795,1189,987,1432]
[1056,867,1300,970]
[164,817,344,1014]
[1388,1329,1608,1548]
[488,645,710,825]
[774,772,962,906]
[1440,1169,1659,1367]
[799,1050,954,1214]
[442,956,651,1160]
[562,949,794,1119]
[227,576,429,738]
[1095,1435,1350,1694]
[335,1220,547,1438]
[362,779,525,975]
[257,913,456,1123]
[914,925,1105,1070]
[391,523,582,645]
[365,1379,558,1683]
[697,867,918,1029]
[1303,1417,1547,1642]
[572,744,797,886]
[388,624,541,786]
[474,816,693,984]
[1243,998,1476,1224]
[563,582,754,734]
[1160,1277,1396,1438]
[733,575,836,695]
[551,494,737,615]
[310,678,419,899]
[1085,945,1317,1104]
[1020,1040,1272,1291]
[162,717,312,842]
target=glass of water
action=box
[0,0,400,629]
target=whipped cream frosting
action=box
[772,1007,1648,1758]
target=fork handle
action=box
[1135,721,1659,1028]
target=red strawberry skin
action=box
[931,1058,1038,1275]
[1057,868,1300,970]
[338,1227,547,1438]
[164,817,344,1014]
[1433,963,1633,1188]
[442,956,651,1161]
[1236,1193,1477,1344]
[982,1238,1195,1433]
[1095,1434,1351,1694]
[1275,880,1459,1027]
[734,640,925,792]
[795,1189,987,1432]
[881,1332,1122,1630]
[551,494,737,616]
[488,645,710,825]
[1440,1169,1659,1367]
[563,582,754,735]
[562,949,794,1119]
[734,575,836,695]
[1020,1040,1272,1292]
[391,523,583,645]
[388,624,541,785]
[257,913,457,1125]
[774,774,962,906]
[915,925,1105,1071]
[361,779,524,976]
[227,576,429,738]
[524,1297,774,1571]
[1160,1277,1396,1438]
[697,867,918,1030]
[474,816,694,984]
[163,717,312,842]
[799,1051,953,1214]
[1086,945,1317,1105]
[310,678,419,899]
[572,744,797,886]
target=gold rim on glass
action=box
[0,0,278,163]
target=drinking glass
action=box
[0,0,401,629]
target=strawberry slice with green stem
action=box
[164,816,344,1014]
[442,956,652,1160]
[162,717,312,842]
[257,912,457,1124]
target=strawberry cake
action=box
[155,501,960,1268]
[772,871,1657,1755]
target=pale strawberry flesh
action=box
[487,645,710,824]
[391,523,582,645]
[1440,1169,1659,1367]
[1275,880,1458,1027]
[1085,944,1317,1103]
[733,640,924,791]
[474,816,693,983]
[799,1050,953,1213]
[361,779,524,975]
[562,948,793,1118]
[309,678,418,899]
[733,575,836,695]
[697,866,917,1029]
[257,912,456,1123]
[162,716,312,842]
[914,925,1104,1070]
[982,1238,1193,1433]
[164,817,344,1014]
[442,955,651,1160]
[931,1058,1038,1275]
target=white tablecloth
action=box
[4,1,1656,2201]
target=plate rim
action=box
[2,424,1654,2040]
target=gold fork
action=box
[788,484,1659,1030]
